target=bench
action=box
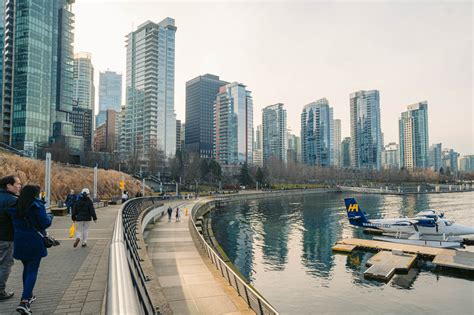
[50,207,68,216]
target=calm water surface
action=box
[210,192,474,314]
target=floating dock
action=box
[364,250,417,281]
[332,238,474,271]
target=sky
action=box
[74,0,473,155]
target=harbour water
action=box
[210,192,474,314]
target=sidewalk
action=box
[145,201,254,315]
[0,204,121,315]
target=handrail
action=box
[190,199,279,315]
[106,197,166,315]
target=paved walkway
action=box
[145,201,254,315]
[0,204,121,315]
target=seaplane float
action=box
[344,198,474,249]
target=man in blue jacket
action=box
[0,175,21,300]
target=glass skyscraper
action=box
[1,0,81,158]
[185,74,228,158]
[214,82,253,165]
[333,119,341,167]
[262,103,287,163]
[349,90,382,170]
[399,101,429,169]
[120,18,177,159]
[97,70,122,126]
[429,143,442,172]
[301,98,334,166]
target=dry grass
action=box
[0,151,151,202]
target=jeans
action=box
[21,258,41,300]
[75,221,91,244]
[0,241,14,293]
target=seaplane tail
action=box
[344,198,369,227]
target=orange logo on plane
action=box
[348,204,359,212]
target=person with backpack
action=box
[65,190,77,217]
[72,188,97,248]
[0,175,21,301]
[9,185,53,314]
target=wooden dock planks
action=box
[334,238,474,271]
[364,251,417,281]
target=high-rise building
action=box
[70,106,93,151]
[180,122,185,152]
[399,101,429,170]
[253,124,263,167]
[262,103,287,163]
[73,52,95,111]
[185,74,228,158]
[350,90,382,170]
[334,119,341,167]
[1,0,82,159]
[94,109,118,153]
[428,143,442,172]
[381,142,399,170]
[120,18,177,160]
[287,133,301,164]
[301,98,334,166]
[176,119,181,152]
[341,137,351,168]
[459,155,474,173]
[97,70,122,126]
[214,82,253,165]
[442,148,459,173]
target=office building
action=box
[442,148,459,173]
[262,103,287,163]
[287,133,301,164]
[381,142,399,170]
[429,143,442,172]
[334,119,341,167]
[350,90,382,170]
[1,0,82,159]
[341,137,351,168]
[185,74,228,158]
[120,18,177,160]
[97,70,122,126]
[399,101,429,170]
[214,82,253,165]
[73,52,95,111]
[301,98,334,166]
[94,109,118,153]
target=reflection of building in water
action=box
[259,200,290,271]
[300,196,339,278]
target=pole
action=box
[93,164,98,200]
[142,177,145,196]
[175,182,178,196]
[45,153,51,208]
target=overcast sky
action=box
[74,0,473,155]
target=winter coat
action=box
[72,195,97,222]
[65,193,78,207]
[0,189,17,241]
[9,198,53,261]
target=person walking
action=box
[0,175,21,301]
[72,188,97,248]
[175,207,180,222]
[121,191,129,203]
[65,190,77,217]
[9,185,53,314]
[167,206,172,222]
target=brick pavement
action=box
[0,204,120,315]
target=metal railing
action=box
[190,200,279,315]
[106,197,163,315]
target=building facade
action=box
[1,0,82,158]
[94,109,118,153]
[262,103,287,163]
[442,148,459,173]
[214,82,253,165]
[428,143,442,172]
[349,90,382,170]
[73,52,95,111]
[287,133,301,164]
[253,124,263,167]
[176,119,181,151]
[185,74,228,158]
[399,101,429,170]
[333,119,341,167]
[70,105,93,151]
[381,142,400,170]
[459,155,474,173]
[301,98,334,166]
[97,70,122,127]
[341,137,351,168]
[120,18,177,160]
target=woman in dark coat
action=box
[72,188,97,248]
[9,185,53,314]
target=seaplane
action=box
[344,198,474,248]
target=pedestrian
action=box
[167,206,172,222]
[121,190,129,203]
[65,189,77,217]
[0,175,21,301]
[175,207,180,222]
[9,185,53,314]
[72,188,97,248]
